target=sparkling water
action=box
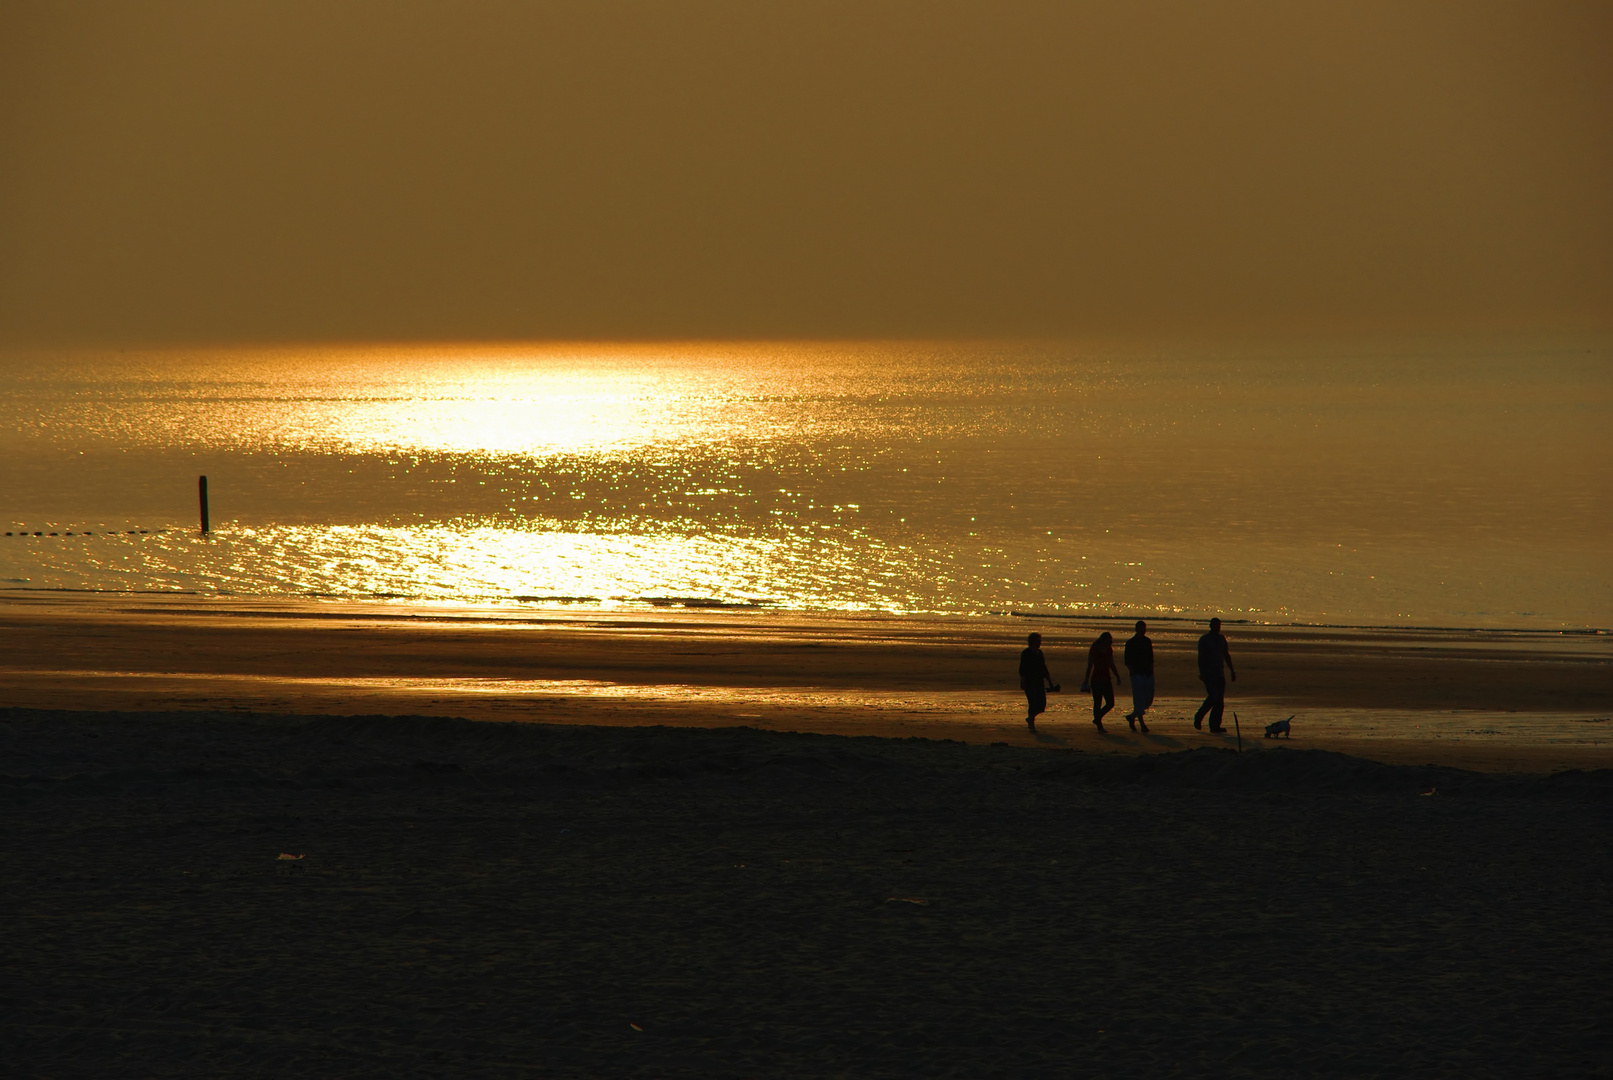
[1,340,1607,628]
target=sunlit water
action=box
[1,341,1607,628]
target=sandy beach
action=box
[5,706,1611,1078]
[3,592,1609,772]
[5,593,1612,1076]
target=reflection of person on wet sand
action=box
[1082,631,1120,732]
[1018,633,1059,732]
[1194,617,1237,734]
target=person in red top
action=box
[1082,631,1121,731]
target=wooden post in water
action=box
[198,475,210,534]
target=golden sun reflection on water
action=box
[2,524,936,612]
[32,342,939,457]
[0,341,1608,627]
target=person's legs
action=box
[1024,684,1047,729]
[1092,682,1114,725]
[1131,674,1154,732]
[1194,679,1213,728]
[1204,678,1227,731]
[1208,687,1227,731]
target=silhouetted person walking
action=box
[1193,617,1236,733]
[1122,619,1154,733]
[1019,633,1058,731]
[1083,631,1120,731]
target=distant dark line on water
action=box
[1007,610,1607,637]
[2,587,199,595]
[637,596,769,609]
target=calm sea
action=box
[1,341,1607,629]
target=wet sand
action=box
[2,592,1610,772]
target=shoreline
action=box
[5,585,1609,636]
[3,591,1609,774]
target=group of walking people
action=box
[1018,618,1236,734]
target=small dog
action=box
[1264,716,1294,739]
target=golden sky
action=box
[1,0,1609,344]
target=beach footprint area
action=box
[3,707,1610,1078]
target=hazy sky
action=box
[2,0,1609,345]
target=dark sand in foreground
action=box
[4,708,1610,1078]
